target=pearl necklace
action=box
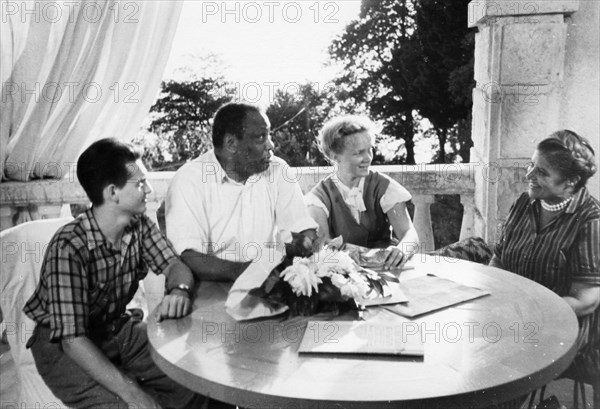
[541,196,572,212]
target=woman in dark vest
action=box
[306,115,419,270]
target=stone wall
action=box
[468,0,599,243]
[560,0,600,199]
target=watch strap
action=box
[166,283,192,298]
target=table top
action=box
[148,255,579,409]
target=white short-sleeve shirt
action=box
[305,175,411,223]
[166,150,317,264]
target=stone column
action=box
[459,193,476,240]
[0,206,16,231]
[468,0,580,244]
[411,194,435,252]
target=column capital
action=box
[468,0,579,28]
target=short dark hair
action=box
[212,102,262,148]
[537,130,597,191]
[317,115,377,162]
[77,138,141,206]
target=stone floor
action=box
[0,337,595,408]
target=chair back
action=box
[0,217,73,408]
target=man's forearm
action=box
[163,260,195,292]
[181,249,250,281]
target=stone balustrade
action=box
[0,164,478,251]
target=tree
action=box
[267,83,363,166]
[330,0,475,163]
[135,78,235,170]
[330,0,419,163]
[137,79,359,170]
[267,86,327,166]
[403,0,474,162]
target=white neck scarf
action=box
[333,177,366,222]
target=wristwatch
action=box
[166,283,193,298]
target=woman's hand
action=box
[383,246,405,270]
[564,282,600,316]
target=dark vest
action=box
[311,171,392,248]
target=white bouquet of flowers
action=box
[249,238,398,316]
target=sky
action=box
[162,0,435,162]
[163,1,362,104]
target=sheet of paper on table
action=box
[298,320,424,357]
[383,274,490,318]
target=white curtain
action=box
[1,0,183,181]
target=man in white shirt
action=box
[166,102,318,281]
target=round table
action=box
[148,255,579,408]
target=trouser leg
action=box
[114,319,234,409]
[29,325,127,409]
[30,320,235,409]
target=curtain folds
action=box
[1,0,183,181]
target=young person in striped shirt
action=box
[490,130,599,379]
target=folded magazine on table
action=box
[382,274,489,318]
[359,282,409,306]
[298,320,424,357]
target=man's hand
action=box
[155,290,192,322]
[122,384,163,409]
[286,232,314,258]
[383,246,405,270]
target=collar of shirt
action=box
[529,186,588,214]
[332,176,367,213]
[205,150,253,186]
[566,187,588,214]
[206,149,276,186]
[81,208,138,251]
[202,150,230,184]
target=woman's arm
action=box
[488,255,505,269]
[565,218,600,316]
[564,282,600,316]
[386,202,420,268]
[308,206,331,249]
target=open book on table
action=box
[298,320,424,357]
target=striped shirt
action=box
[23,209,178,341]
[495,187,600,291]
[495,187,600,362]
